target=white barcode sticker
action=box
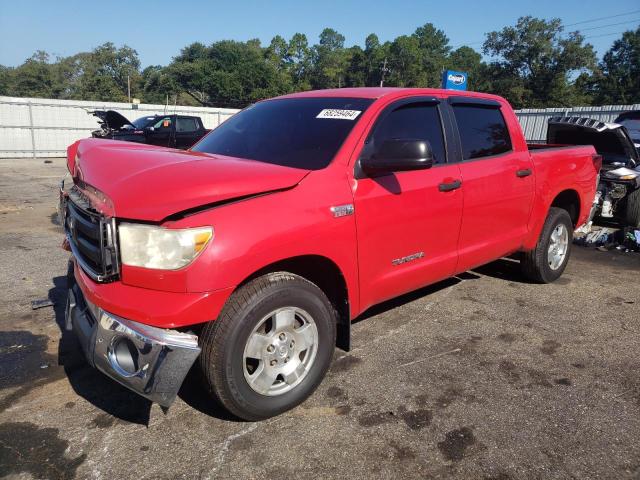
[316,109,361,120]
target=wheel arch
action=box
[550,189,581,226]
[236,255,352,351]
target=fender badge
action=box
[330,204,354,218]
[392,252,425,266]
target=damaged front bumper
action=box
[65,280,201,407]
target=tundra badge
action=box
[392,252,425,266]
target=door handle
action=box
[438,179,462,192]
[516,168,532,178]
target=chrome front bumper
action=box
[65,282,201,407]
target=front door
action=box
[353,100,464,311]
[146,116,173,147]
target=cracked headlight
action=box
[119,223,213,270]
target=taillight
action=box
[592,154,603,172]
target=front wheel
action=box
[199,272,336,420]
[521,207,573,283]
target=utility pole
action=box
[127,75,131,103]
[379,57,389,87]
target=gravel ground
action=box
[1,157,639,480]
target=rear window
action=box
[452,105,512,160]
[177,117,199,132]
[192,97,373,170]
[616,117,640,142]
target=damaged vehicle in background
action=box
[614,111,640,152]
[89,110,210,149]
[547,116,640,228]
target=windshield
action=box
[617,118,640,143]
[192,97,373,170]
[128,116,158,129]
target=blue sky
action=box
[1,0,639,67]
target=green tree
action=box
[10,51,56,98]
[311,28,348,88]
[387,35,424,86]
[362,34,389,86]
[167,40,292,107]
[594,28,640,104]
[413,23,450,87]
[483,16,597,108]
[447,46,490,91]
[138,65,178,104]
[287,33,312,90]
[0,65,13,95]
[74,43,141,101]
[266,35,289,70]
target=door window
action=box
[370,103,447,164]
[176,117,199,132]
[153,117,172,129]
[452,105,512,160]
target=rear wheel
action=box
[199,272,336,420]
[521,207,573,283]
[624,188,640,228]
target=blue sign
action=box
[442,70,468,90]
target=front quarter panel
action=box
[160,168,361,315]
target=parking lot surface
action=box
[1,157,639,480]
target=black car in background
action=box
[90,110,211,149]
[614,111,640,151]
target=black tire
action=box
[521,207,573,283]
[199,272,336,421]
[624,188,640,228]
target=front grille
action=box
[64,188,119,282]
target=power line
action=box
[571,19,640,33]
[450,12,639,50]
[564,9,640,27]
[582,30,632,40]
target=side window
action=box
[370,102,447,164]
[153,117,172,129]
[176,117,199,132]
[452,105,512,160]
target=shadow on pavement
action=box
[48,272,235,424]
[49,274,152,425]
[472,257,533,283]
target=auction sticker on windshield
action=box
[316,109,361,120]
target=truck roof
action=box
[275,87,505,103]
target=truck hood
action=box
[71,139,310,221]
[91,110,136,130]
[547,116,639,169]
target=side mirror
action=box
[144,126,155,134]
[361,139,434,175]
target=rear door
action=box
[447,98,534,272]
[175,117,202,149]
[353,98,464,310]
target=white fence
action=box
[516,104,640,141]
[0,96,239,158]
[1,95,639,157]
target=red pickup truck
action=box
[61,88,600,420]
